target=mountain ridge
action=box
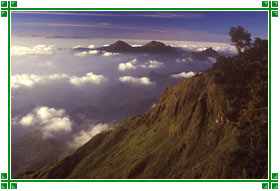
[97,40,176,53]
[72,40,220,60]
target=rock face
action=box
[17,39,268,179]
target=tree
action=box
[229,26,252,53]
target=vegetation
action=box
[17,27,268,179]
[229,26,252,53]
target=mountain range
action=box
[73,40,220,60]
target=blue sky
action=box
[11,11,268,42]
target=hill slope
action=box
[12,131,66,177]
[18,39,268,179]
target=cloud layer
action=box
[171,71,196,79]
[68,123,111,149]
[12,45,55,56]
[74,50,100,56]
[19,106,72,138]
[38,61,56,68]
[102,51,120,57]
[11,73,106,89]
[11,74,68,89]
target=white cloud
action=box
[69,72,105,86]
[175,57,193,63]
[87,44,95,49]
[88,50,99,55]
[119,76,153,85]
[171,71,196,79]
[38,61,55,68]
[68,123,111,149]
[102,51,120,57]
[18,106,72,138]
[175,58,186,63]
[11,73,68,89]
[140,60,164,69]
[74,50,99,56]
[11,73,105,89]
[118,59,163,71]
[48,73,69,80]
[19,113,35,126]
[196,47,207,51]
[11,74,43,89]
[118,59,137,71]
[208,57,217,62]
[72,45,82,49]
[74,51,88,56]
[11,45,55,56]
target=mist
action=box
[11,37,235,141]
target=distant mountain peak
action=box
[191,47,219,60]
[111,40,131,47]
[103,40,132,52]
[205,47,213,51]
[141,41,173,52]
[98,40,175,53]
[203,47,216,53]
[143,41,168,48]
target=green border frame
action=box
[0,1,279,190]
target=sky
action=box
[11,11,268,43]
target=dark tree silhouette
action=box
[229,26,252,53]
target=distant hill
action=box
[11,131,66,177]
[18,38,268,179]
[191,47,219,60]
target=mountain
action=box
[191,47,219,60]
[98,40,132,52]
[72,40,221,63]
[139,41,175,53]
[18,39,268,179]
[97,40,176,53]
[72,40,221,60]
